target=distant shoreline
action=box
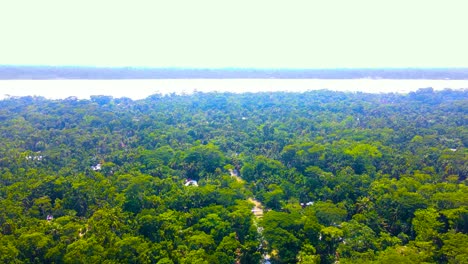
[1,66,468,80]
[1,79,467,100]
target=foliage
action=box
[0,89,466,263]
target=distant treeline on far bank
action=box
[1,65,468,80]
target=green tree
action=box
[64,237,105,263]
[412,208,443,241]
[183,143,226,179]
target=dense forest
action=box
[2,66,468,80]
[0,88,467,263]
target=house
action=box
[300,201,314,208]
[184,179,198,187]
[91,163,102,171]
[26,152,44,161]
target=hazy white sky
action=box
[1,0,467,68]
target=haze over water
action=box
[0,79,467,100]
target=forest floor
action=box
[228,169,264,217]
[229,168,268,262]
[248,198,264,218]
[229,169,244,183]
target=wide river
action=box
[0,79,467,100]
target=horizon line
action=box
[2,64,468,70]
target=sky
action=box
[1,0,468,68]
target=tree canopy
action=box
[0,88,467,263]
